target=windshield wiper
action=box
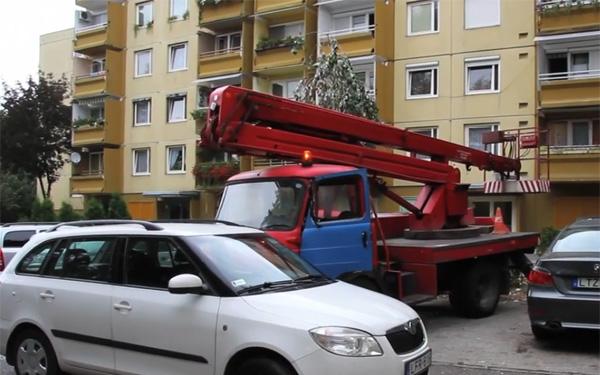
[237,280,297,295]
[260,224,292,230]
[293,275,331,283]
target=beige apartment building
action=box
[41,0,598,227]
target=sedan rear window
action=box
[551,229,600,253]
[2,230,36,247]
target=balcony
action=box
[254,37,306,73]
[71,149,123,194]
[74,1,126,54]
[198,48,243,77]
[72,98,124,148]
[255,0,304,15]
[540,145,600,181]
[199,0,245,24]
[539,70,600,108]
[319,27,375,58]
[73,50,125,99]
[537,0,600,34]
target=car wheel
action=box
[450,261,501,319]
[13,329,60,375]
[531,325,555,341]
[235,357,296,375]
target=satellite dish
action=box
[70,152,81,164]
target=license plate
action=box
[573,278,600,289]
[405,349,432,375]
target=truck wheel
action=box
[449,261,501,319]
[235,357,296,375]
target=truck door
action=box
[300,169,373,279]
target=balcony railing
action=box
[199,46,242,58]
[318,25,375,39]
[539,69,600,82]
[75,22,108,34]
[73,169,104,177]
[537,0,596,11]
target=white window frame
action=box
[133,148,151,176]
[170,0,188,19]
[269,21,304,39]
[468,196,517,231]
[90,106,105,120]
[406,62,439,99]
[548,120,594,146]
[133,99,151,126]
[136,1,153,26]
[90,58,106,76]
[330,9,375,36]
[167,95,187,123]
[134,49,152,78]
[89,151,104,174]
[407,127,438,160]
[168,43,188,72]
[272,79,300,99]
[465,0,500,30]
[465,57,500,95]
[215,32,242,53]
[465,123,500,155]
[166,145,186,174]
[407,0,439,36]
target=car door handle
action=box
[361,231,367,247]
[113,302,132,312]
[40,291,55,300]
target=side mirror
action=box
[168,274,206,295]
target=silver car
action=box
[527,217,600,340]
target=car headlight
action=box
[309,327,383,357]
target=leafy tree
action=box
[30,198,57,222]
[294,37,379,121]
[58,201,81,222]
[1,72,71,199]
[84,198,105,220]
[107,192,131,219]
[0,167,36,223]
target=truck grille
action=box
[385,318,425,355]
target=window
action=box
[356,70,375,94]
[408,0,438,35]
[546,52,594,80]
[270,23,304,39]
[313,176,364,222]
[465,0,500,29]
[168,43,187,72]
[46,238,117,282]
[91,58,106,75]
[133,148,150,175]
[167,145,185,173]
[466,124,500,154]
[89,152,103,174]
[465,58,499,94]
[272,80,300,99]
[17,242,55,275]
[3,230,36,248]
[124,237,199,289]
[469,198,514,231]
[136,1,153,26]
[134,99,151,126]
[170,0,188,18]
[167,95,186,122]
[90,107,105,120]
[332,11,375,34]
[547,120,599,147]
[215,32,242,52]
[135,49,152,77]
[409,127,438,160]
[407,62,438,98]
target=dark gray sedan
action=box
[527,217,600,340]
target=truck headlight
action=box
[309,327,383,357]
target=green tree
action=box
[84,198,106,220]
[1,72,72,199]
[294,37,379,121]
[107,192,131,219]
[30,198,57,222]
[0,166,36,223]
[58,201,81,222]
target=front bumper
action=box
[293,337,431,375]
[527,286,600,330]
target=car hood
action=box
[241,281,419,335]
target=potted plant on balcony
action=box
[192,160,240,189]
[255,35,304,54]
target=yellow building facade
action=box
[41,0,598,227]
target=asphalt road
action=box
[1,297,598,375]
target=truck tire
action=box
[449,261,501,319]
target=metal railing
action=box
[318,25,375,39]
[199,46,242,58]
[73,169,104,177]
[539,69,600,82]
[75,22,108,34]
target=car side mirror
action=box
[168,274,206,295]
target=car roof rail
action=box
[1,222,60,227]
[45,220,164,232]
[150,219,244,227]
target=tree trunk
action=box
[46,178,53,200]
[38,176,47,199]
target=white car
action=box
[0,220,432,375]
[0,222,58,270]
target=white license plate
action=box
[574,278,600,288]
[406,349,432,375]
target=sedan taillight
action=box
[528,267,554,286]
[0,248,4,271]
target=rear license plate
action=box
[573,278,600,289]
[406,349,432,375]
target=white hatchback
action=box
[0,220,432,375]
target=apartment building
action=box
[535,0,600,228]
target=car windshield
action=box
[216,179,307,230]
[188,234,326,293]
[551,228,600,253]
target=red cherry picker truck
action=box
[199,85,549,318]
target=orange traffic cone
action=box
[492,207,510,234]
